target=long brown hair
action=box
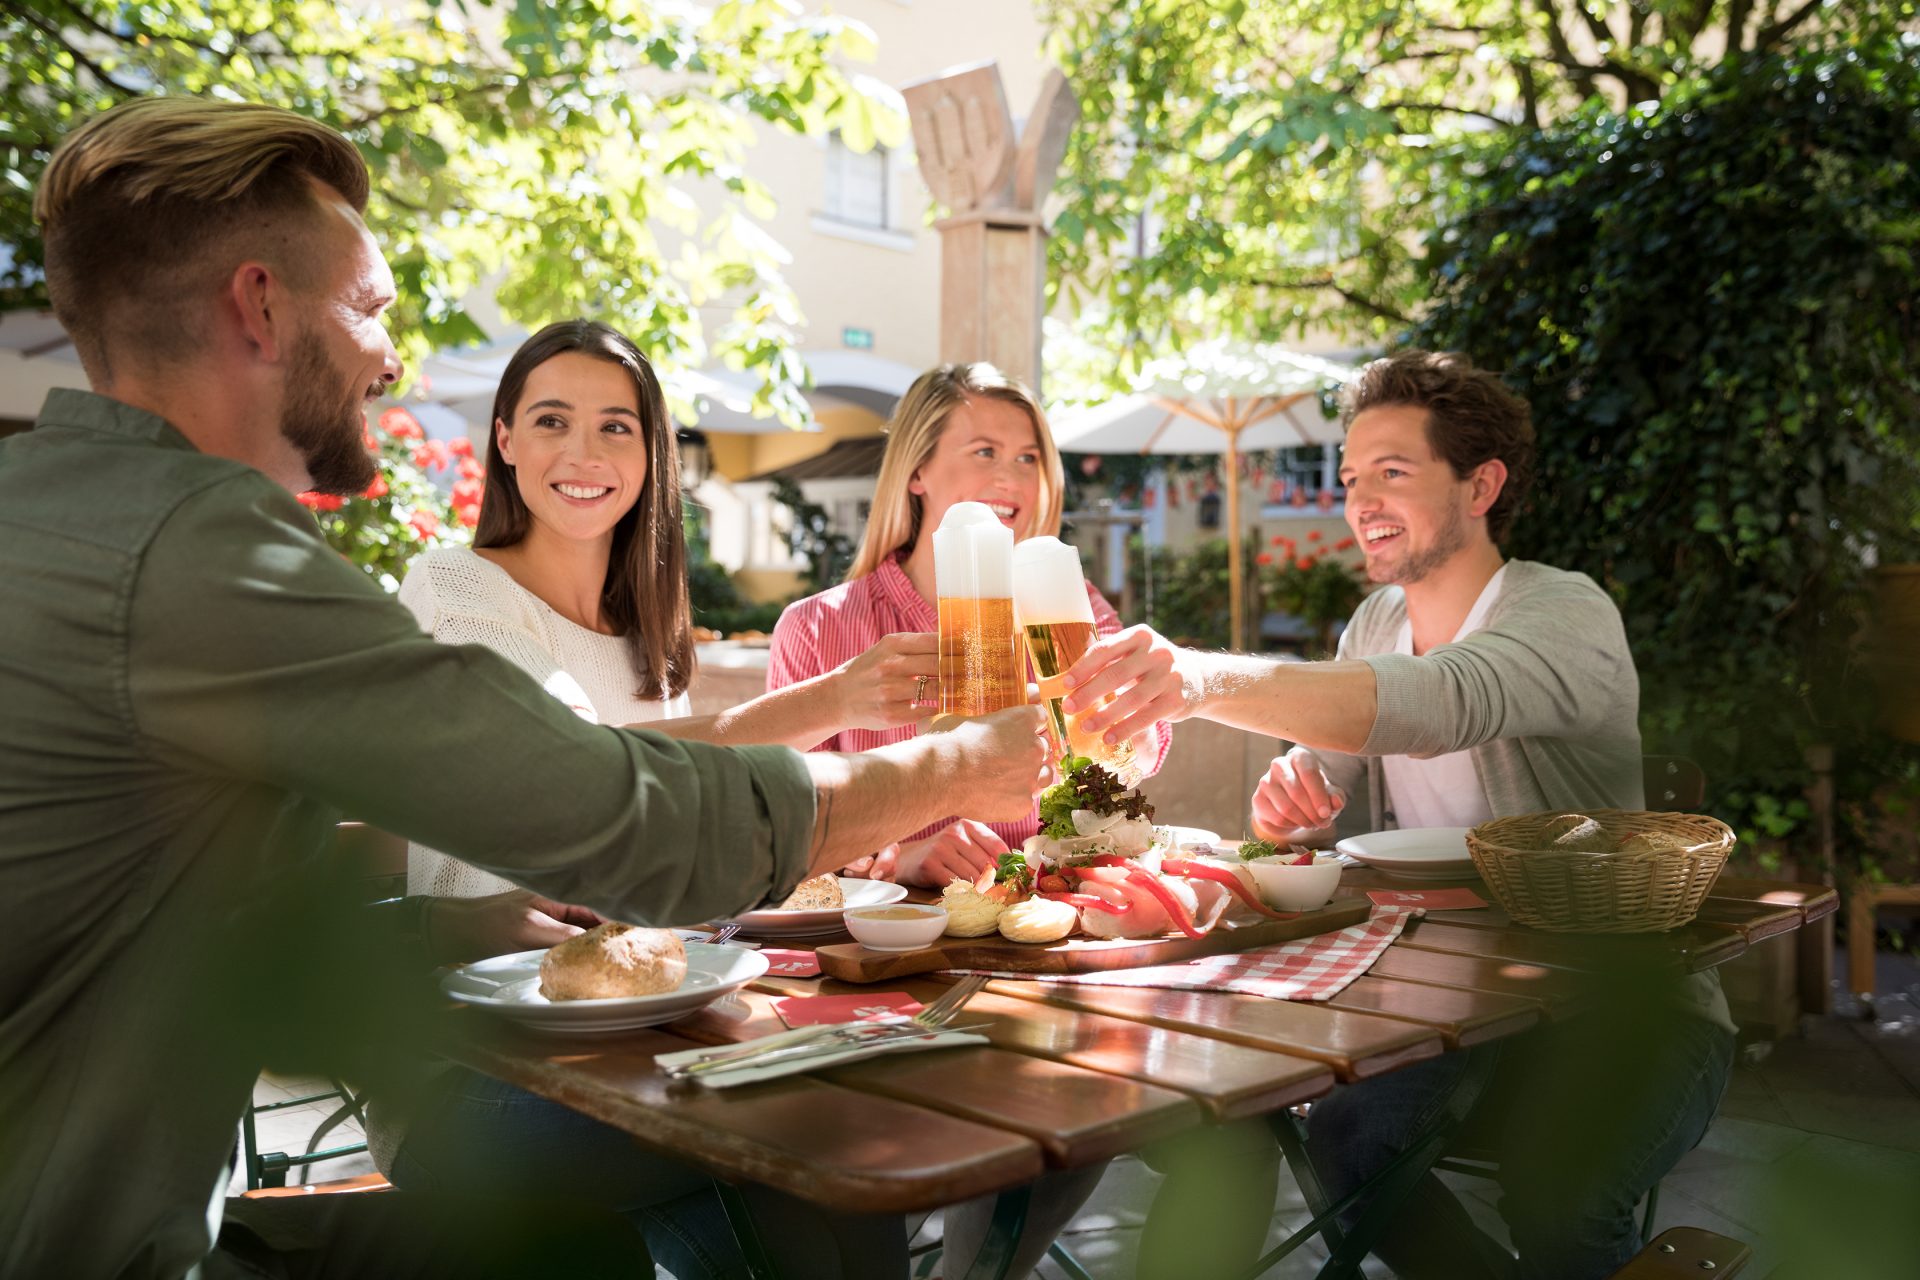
[476,321,694,700]
[846,362,1065,581]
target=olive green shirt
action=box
[0,390,817,1278]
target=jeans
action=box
[1301,1004,1736,1280]
[387,1068,907,1280]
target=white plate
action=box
[442,942,768,1036]
[721,876,909,937]
[1336,827,1479,881]
[1159,825,1221,848]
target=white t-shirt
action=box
[396,546,690,899]
[1379,565,1508,830]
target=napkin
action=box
[656,1016,988,1089]
[947,906,1420,1001]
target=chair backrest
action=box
[1642,756,1706,812]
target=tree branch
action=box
[1252,274,1412,325]
[1754,0,1825,49]
[4,2,141,97]
[1727,0,1756,51]
[1374,100,1520,128]
[1516,61,1544,130]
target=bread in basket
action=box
[1466,809,1734,933]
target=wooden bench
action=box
[242,1173,391,1199]
[1609,1226,1750,1277]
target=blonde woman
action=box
[770,362,1171,890]
[767,361,1171,1274]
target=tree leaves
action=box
[1040,0,1904,384]
[1412,37,1920,859]
[0,0,904,424]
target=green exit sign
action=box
[842,326,874,350]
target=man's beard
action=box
[281,328,377,495]
[1369,494,1469,586]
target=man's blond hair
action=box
[34,97,370,383]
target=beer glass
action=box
[1011,536,1141,783]
[932,502,1023,718]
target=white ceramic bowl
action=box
[1242,854,1343,912]
[844,902,948,952]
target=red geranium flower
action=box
[454,500,482,529]
[380,407,425,440]
[1295,556,1314,571]
[1270,534,1285,547]
[1255,552,1274,567]
[456,456,485,481]
[361,425,378,452]
[297,492,346,512]
[411,439,451,472]
[1334,536,1357,552]
[448,436,475,459]
[361,474,389,501]
[409,509,441,540]
[1307,529,1322,542]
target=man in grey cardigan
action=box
[1066,351,1734,1280]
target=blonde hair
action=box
[847,363,1066,581]
[34,97,370,383]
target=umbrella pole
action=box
[1225,423,1243,650]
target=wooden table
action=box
[445,870,1835,1279]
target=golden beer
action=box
[1013,535,1142,783]
[938,596,1024,717]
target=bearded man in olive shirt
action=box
[0,99,1050,1278]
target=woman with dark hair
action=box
[369,320,937,1278]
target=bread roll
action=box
[1542,814,1613,853]
[1617,831,1695,855]
[778,874,843,910]
[539,923,687,1000]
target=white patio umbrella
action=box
[1049,341,1353,649]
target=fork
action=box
[674,975,992,1078]
[912,974,987,1029]
[706,922,742,946]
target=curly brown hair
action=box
[1340,350,1536,543]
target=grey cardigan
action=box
[1322,558,1645,836]
[1317,559,1733,1033]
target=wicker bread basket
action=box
[1466,809,1734,933]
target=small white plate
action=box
[721,876,909,937]
[1336,827,1478,881]
[442,942,768,1036]
[1159,825,1221,848]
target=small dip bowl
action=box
[844,902,948,952]
[1242,854,1343,912]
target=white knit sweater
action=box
[395,546,690,900]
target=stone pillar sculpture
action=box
[901,62,1079,396]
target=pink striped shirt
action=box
[767,552,1172,847]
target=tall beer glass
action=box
[932,502,1023,718]
[1012,536,1141,783]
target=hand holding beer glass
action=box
[1012,536,1143,784]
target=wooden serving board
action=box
[815,896,1372,983]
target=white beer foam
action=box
[1012,536,1094,626]
[932,501,1014,598]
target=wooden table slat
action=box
[444,1021,1044,1214]
[1709,876,1839,922]
[671,989,1199,1167]
[982,980,1445,1082]
[754,973,1335,1122]
[1325,975,1542,1049]
[1364,945,1586,1016]
[1397,917,1748,974]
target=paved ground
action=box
[239,948,1920,1278]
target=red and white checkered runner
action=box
[950,906,1421,1001]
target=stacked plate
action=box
[719,876,909,938]
[1335,828,1478,881]
[442,940,768,1036]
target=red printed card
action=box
[759,949,821,978]
[773,991,924,1028]
[1365,887,1489,911]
